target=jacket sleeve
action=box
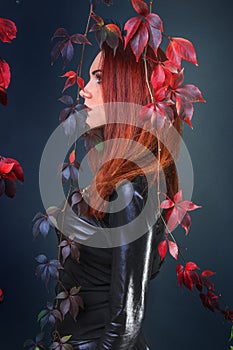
[96,180,164,350]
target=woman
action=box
[54,40,182,349]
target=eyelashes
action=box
[95,73,102,84]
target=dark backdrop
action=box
[1,0,233,349]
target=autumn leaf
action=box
[131,0,148,16]
[90,13,122,55]
[159,189,201,234]
[123,3,163,60]
[0,18,17,42]
[51,28,92,67]
[0,58,11,89]
[166,37,198,69]
[0,156,24,198]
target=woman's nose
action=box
[79,87,92,99]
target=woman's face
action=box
[80,51,106,128]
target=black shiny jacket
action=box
[55,175,166,350]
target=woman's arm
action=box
[96,179,165,350]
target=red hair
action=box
[85,40,183,218]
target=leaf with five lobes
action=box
[131,0,148,16]
[51,28,91,66]
[166,37,198,69]
[0,18,17,42]
[160,190,201,234]
[176,262,200,290]
[0,58,11,89]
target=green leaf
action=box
[229,326,233,342]
[230,346,233,350]
[95,142,104,152]
[35,347,40,350]
[61,334,72,343]
[37,309,47,322]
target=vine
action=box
[23,1,233,349]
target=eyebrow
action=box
[91,69,102,76]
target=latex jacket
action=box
[55,175,166,350]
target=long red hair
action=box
[84,40,183,218]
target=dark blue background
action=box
[1,0,233,349]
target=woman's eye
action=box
[95,73,102,83]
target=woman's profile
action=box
[53,38,182,349]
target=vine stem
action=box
[142,0,186,266]
[149,0,153,13]
[76,3,93,103]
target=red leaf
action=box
[176,84,206,103]
[179,200,201,211]
[60,70,77,92]
[183,270,194,290]
[201,270,215,277]
[6,157,24,182]
[185,261,199,271]
[146,13,163,31]
[124,16,142,50]
[70,33,92,45]
[0,58,11,89]
[51,28,69,41]
[0,18,17,43]
[0,288,3,302]
[139,103,154,122]
[168,240,178,260]
[106,24,122,40]
[159,198,174,209]
[173,189,183,203]
[69,150,75,164]
[130,21,149,62]
[158,240,167,260]
[131,0,148,16]
[166,41,182,69]
[175,94,194,128]
[176,264,184,287]
[105,24,123,55]
[167,37,198,68]
[0,86,7,105]
[151,106,166,132]
[169,69,184,90]
[180,211,191,235]
[90,13,105,26]
[200,291,220,312]
[151,64,165,91]
[166,206,178,232]
[0,161,15,174]
[77,76,85,90]
[147,25,162,56]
